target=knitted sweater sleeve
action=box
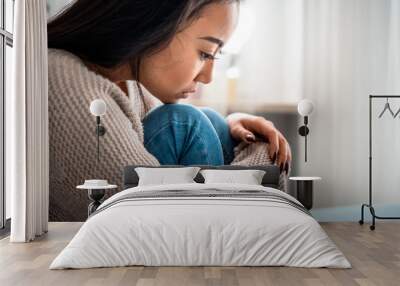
[48,49,159,221]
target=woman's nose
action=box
[195,61,214,84]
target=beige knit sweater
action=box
[48,49,288,221]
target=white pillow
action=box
[135,167,201,186]
[200,169,266,185]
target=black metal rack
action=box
[359,95,400,230]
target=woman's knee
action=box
[143,103,218,146]
[199,107,226,126]
[142,104,224,165]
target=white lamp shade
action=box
[90,99,107,116]
[297,99,314,116]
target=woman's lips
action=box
[182,89,197,93]
[179,92,191,99]
[179,89,196,98]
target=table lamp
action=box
[297,99,314,162]
[79,99,112,216]
[90,99,107,163]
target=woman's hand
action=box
[226,113,291,174]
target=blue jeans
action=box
[143,104,238,165]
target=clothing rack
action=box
[359,95,400,230]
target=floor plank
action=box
[0,222,399,286]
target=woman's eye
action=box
[199,51,218,62]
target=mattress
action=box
[50,183,351,269]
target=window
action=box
[1,0,14,232]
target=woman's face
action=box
[139,2,239,104]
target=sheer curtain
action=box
[9,0,49,242]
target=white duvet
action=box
[50,183,351,269]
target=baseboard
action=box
[311,203,400,222]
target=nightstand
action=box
[289,177,321,210]
[77,180,117,217]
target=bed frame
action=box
[123,165,280,190]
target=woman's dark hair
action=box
[48,0,240,81]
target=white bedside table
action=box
[289,177,321,210]
[77,180,117,217]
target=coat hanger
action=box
[378,98,395,118]
[393,105,400,118]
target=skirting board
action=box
[311,203,400,222]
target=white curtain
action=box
[9,0,49,242]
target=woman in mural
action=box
[47,0,292,221]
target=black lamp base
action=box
[87,189,105,217]
[296,181,313,210]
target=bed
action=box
[50,165,351,269]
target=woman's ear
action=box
[86,61,135,83]
[112,62,136,82]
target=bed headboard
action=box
[123,165,280,189]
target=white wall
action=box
[298,0,400,220]
[222,0,400,221]
[198,0,304,109]
[236,0,304,104]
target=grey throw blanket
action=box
[90,189,311,218]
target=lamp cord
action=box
[97,126,100,164]
[305,132,307,162]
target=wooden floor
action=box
[0,222,399,286]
